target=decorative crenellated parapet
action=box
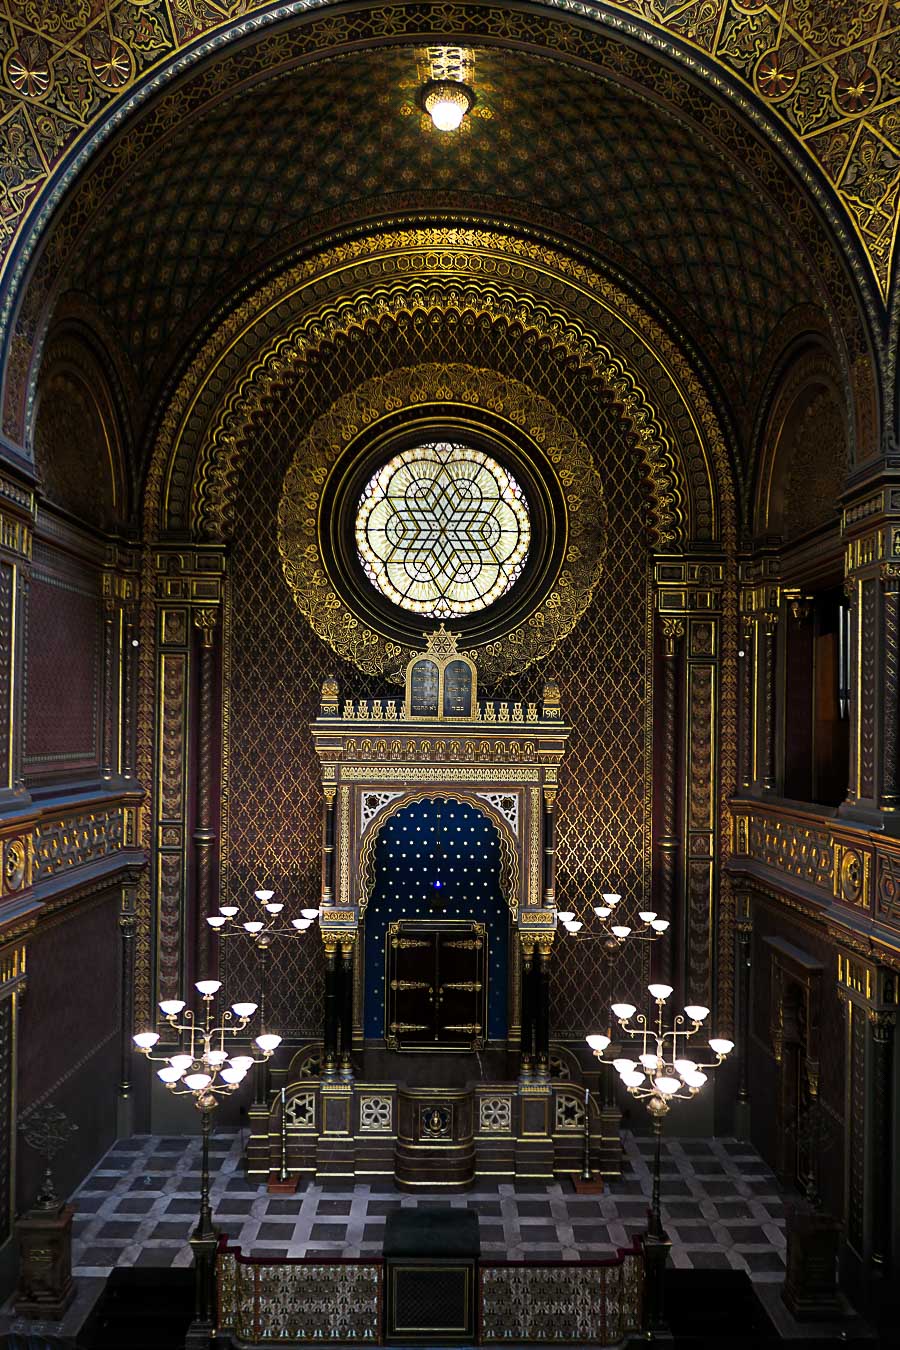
[840,481,900,822]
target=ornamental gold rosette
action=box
[276,363,605,683]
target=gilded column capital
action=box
[660,616,685,657]
[880,561,900,588]
[868,1010,896,1040]
[193,607,219,647]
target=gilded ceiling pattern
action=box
[0,0,896,303]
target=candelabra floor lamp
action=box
[559,890,670,1191]
[207,885,319,1188]
[134,980,281,1344]
[588,983,734,1336]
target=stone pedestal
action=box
[14,1203,75,1319]
[782,1210,843,1320]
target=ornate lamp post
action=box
[207,887,319,1103]
[133,980,281,1340]
[587,983,734,1333]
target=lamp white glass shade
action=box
[682,1070,708,1089]
[206,916,227,928]
[709,1038,735,1056]
[611,1003,636,1021]
[133,1032,160,1049]
[556,911,575,923]
[159,999,185,1016]
[183,1072,212,1090]
[169,1054,193,1072]
[264,903,284,914]
[565,920,583,933]
[623,1071,645,1088]
[291,918,312,930]
[639,1052,659,1069]
[254,889,275,903]
[585,1034,610,1052]
[612,1058,636,1074]
[242,921,264,934]
[639,912,657,923]
[424,82,471,131]
[219,1067,247,1085]
[158,1066,184,1083]
[648,983,674,1000]
[593,906,612,918]
[301,909,320,920]
[228,1056,254,1073]
[602,893,621,905]
[195,980,221,996]
[673,1059,697,1076]
[219,906,239,918]
[205,1050,228,1066]
[231,1002,258,1019]
[255,1033,282,1052]
[611,925,632,939]
[654,1076,682,1095]
[684,1004,710,1021]
[650,920,670,932]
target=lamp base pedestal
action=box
[782,1210,843,1321]
[14,1202,75,1320]
[571,1174,604,1194]
[267,1171,299,1194]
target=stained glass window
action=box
[356,443,531,618]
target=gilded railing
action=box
[480,1247,644,1344]
[216,1241,643,1345]
[730,799,900,936]
[217,1247,382,1343]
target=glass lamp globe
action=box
[423,81,474,131]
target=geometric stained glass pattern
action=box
[356,443,530,618]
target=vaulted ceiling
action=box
[1,3,879,483]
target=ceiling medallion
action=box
[277,364,606,685]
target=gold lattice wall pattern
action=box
[0,2,895,297]
[221,315,652,1036]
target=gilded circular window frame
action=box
[277,363,606,684]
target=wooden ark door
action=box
[386,920,486,1051]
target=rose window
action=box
[356,442,531,618]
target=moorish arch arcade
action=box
[0,3,898,1346]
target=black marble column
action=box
[734,897,753,1140]
[543,789,557,908]
[870,1010,895,1270]
[322,789,336,906]
[117,869,139,1137]
[339,939,355,1081]
[658,617,684,987]
[519,940,535,1081]
[193,609,218,981]
[535,940,551,1079]
[762,612,778,793]
[323,938,339,1079]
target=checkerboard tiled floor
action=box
[71,1132,787,1284]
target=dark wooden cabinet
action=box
[386,920,486,1051]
